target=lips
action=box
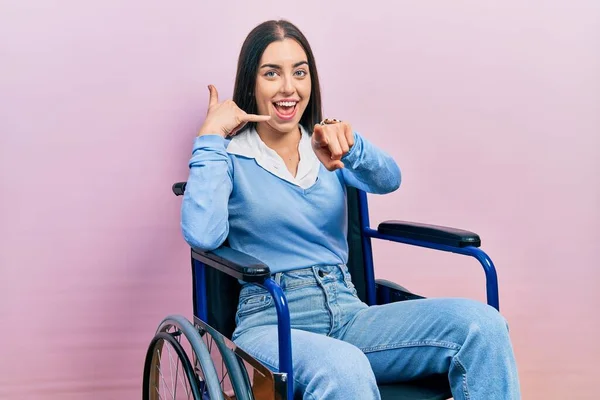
[272,100,298,121]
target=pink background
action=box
[1,0,598,398]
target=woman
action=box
[181,19,520,400]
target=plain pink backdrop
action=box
[1,0,598,399]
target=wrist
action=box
[198,126,226,137]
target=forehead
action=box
[260,38,308,65]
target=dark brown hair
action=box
[232,20,323,133]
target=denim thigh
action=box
[232,264,368,341]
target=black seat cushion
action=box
[378,374,451,400]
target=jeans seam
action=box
[330,283,341,332]
[283,281,316,290]
[236,298,273,317]
[360,340,461,353]
[248,353,279,373]
[453,355,470,400]
[295,379,318,400]
[303,389,318,400]
[246,353,319,400]
[314,269,336,336]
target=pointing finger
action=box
[243,113,271,122]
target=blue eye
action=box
[265,71,277,77]
[295,70,307,77]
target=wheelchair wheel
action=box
[194,319,254,400]
[144,315,225,400]
[143,331,202,399]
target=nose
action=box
[280,74,294,94]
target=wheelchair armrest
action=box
[377,220,481,248]
[172,182,187,196]
[375,279,425,304]
[191,246,271,283]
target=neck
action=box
[256,122,301,152]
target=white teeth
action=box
[275,101,297,107]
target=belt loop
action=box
[311,265,320,279]
[337,263,350,281]
[273,272,283,286]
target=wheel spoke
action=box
[170,327,192,398]
[155,385,164,400]
[173,351,179,399]
[221,359,227,390]
[166,345,177,398]
[178,357,191,399]
[156,350,175,399]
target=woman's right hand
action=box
[198,85,271,137]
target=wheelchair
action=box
[142,182,500,400]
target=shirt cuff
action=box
[193,134,227,151]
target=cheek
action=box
[254,90,269,113]
[255,81,276,110]
[255,97,269,114]
[300,81,312,106]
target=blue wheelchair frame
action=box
[191,189,499,400]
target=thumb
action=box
[208,85,219,108]
[332,160,345,170]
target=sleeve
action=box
[180,134,233,251]
[338,131,401,194]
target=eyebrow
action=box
[259,61,309,69]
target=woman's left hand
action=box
[312,121,354,171]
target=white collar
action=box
[226,125,320,189]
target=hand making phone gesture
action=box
[198,85,271,137]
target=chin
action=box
[268,119,301,134]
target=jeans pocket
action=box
[237,293,273,317]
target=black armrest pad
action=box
[172,182,187,196]
[191,246,271,283]
[375,279,425,304]
[377,220,481,248]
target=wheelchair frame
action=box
[143,184,500,400]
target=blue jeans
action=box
[231,264,521,399]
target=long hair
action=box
[232,20,323,133]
